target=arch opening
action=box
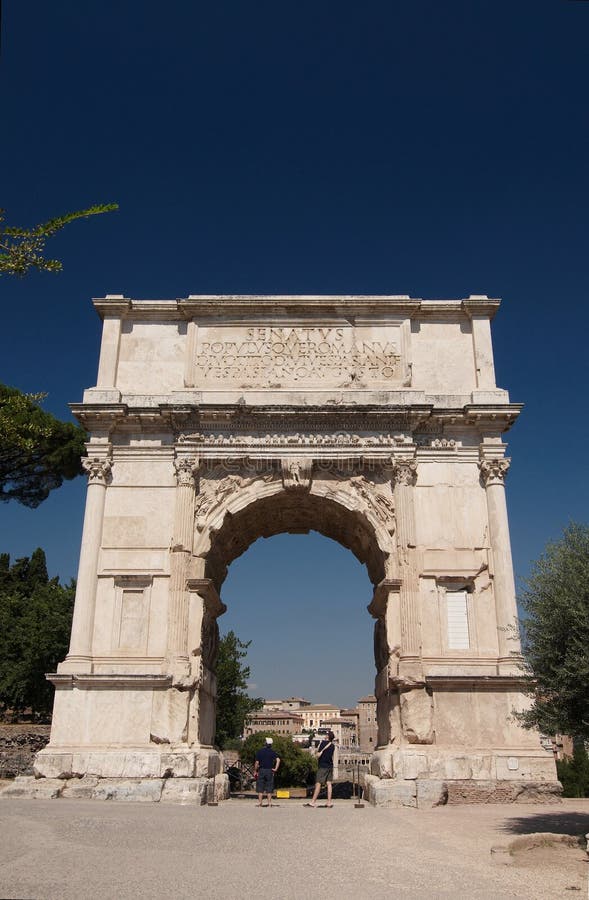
[201,489,389,595]
[220,531,376,710]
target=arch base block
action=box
[365,745,562,807]
[32,745,224,781]
[1,773,230,804]
[363,775,562,808]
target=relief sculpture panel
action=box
[192,323,406,387]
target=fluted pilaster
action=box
[59,454,112,671]
[479,455,521,667]
[391,457,420,665]
[168,456,199,671]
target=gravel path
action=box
[0,797,587,899]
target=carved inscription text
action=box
[194,325,403,386]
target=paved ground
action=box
[0,796,588,899]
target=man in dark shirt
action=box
[254,737,280,807]
[304,730,335,807]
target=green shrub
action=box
[556,741,589,798]
[241,733,317,788]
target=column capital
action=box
[390,456,417,487]
[82,455,112,485]
[478,457,510,486]
[173,455,200,486]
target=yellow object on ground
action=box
[276,790,290,799]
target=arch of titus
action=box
[34,294,559,805]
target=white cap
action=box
[265,737,273,744]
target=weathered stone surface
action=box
[370,746,394,778]
[416,779,448,808]
[511,782,563,804]
[33,750,73,779]
[0,776,64,799]
[400,687,434,744]
[363,774,417,808]
[61,776,99,799]
[160,777,207,804]
[447,779,562,805]
[159,752,196,779]
[194,749,223,778]
[71,751,163,779]
[161,774,229,804]
[90,778,164,802]
[399,751,429,780]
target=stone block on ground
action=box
[161,778,208,804]
[33,750,73,780]
[416,779,448,808]
[511,781,563,803]
[90,778,164,802]
[61,776,100,800]
[0,776,64,799]
[364,774,417,808]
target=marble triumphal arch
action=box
[35,294,559,805]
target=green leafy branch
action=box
[0,203,118,276]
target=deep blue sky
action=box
[1,1,587,707]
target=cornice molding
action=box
[46,673,173,689]
[69,401,522,442]
[425,674,527,690]
[90,295,501,321]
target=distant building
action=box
[244,710,303,737]
[356,695,377,751]
[298,704,341,732]
[319,717,357,748]
[261,697,311,711]
[255,694,376,753]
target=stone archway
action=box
[28,294,560,806]
[184,461,393,751]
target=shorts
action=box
[316,766,333,785]
[257,768,274,793]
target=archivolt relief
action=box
[193,467,277,533]
[189,461,395,589]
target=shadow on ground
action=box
[500,811,589,837]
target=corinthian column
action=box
[168,455,199,681]
[479,456,522,671]
[391,457,421,675]
[59,454,112,672]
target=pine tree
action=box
[0,384,86,507]
[215,630,262,748]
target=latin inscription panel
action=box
[193,323,406,387]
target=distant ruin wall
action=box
[0,725,51,778]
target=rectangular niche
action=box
[112,575,153,654]
[434,580,476,654]
[446,589,470,650]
